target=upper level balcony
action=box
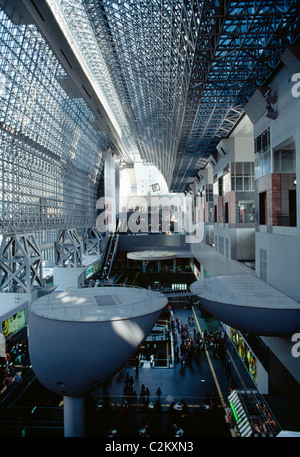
[191,274,300,336]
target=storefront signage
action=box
[85,265,94,279]
[230,328,257,383]
[2,308,26,339]
[85,261,101,280]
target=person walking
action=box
[145,386,150,403]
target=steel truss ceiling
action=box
[173,0,300,191]
[62,0,298,192]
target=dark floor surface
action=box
[87,300,233,438]
[87,298,300,438]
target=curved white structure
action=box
[28,286,167,397]
[191,275,300,336]
[127,250,177,261]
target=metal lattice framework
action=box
[0,233,43,293]
[50,0,138,158]
[64,0,300,192]
[0,7,111,235]
[0,0,299,243]
[83,226,103,256]
[173,0,300,190]
[54,229,82,267]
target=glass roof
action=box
[48,0,300,191]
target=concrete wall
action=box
[249,58,300,400]
[53,267,86,290]
[255,230,300,302]
[213,224,255,261]
[253,63,300,301]
[262,334,300,384]
[203,223,214,245]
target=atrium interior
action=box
[0,0,300,440]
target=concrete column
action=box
[63,396,85,437]
[173,258,176,273]
[142,260,146,273]
[157,260,161,273]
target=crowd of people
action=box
[0,300,229,437]
[120,373,164,412]
[95,307,227,437]
[171,312,226,367]
[0,339,30,395]
[98,380,193,437]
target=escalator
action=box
[99,219,120,279]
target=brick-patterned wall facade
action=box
[256,173,295,226]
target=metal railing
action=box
[192,284,298,306]
[29,284,167,320]
[94,394,223,410]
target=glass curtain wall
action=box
[0,7,110,243]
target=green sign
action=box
[230,400,239,423]
[2,308,26,338]
[85,265,94,279]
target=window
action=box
[237,201,255,223]
[254,128,271,179]
[259,192,266,225]
[223,164,230,194]
[289,190,297,227]
[231,162,254,191]
[224,202,229,223]
[206,184,213,202]
[213,174,218,196]
[273,149,295,173]
[218,176,223,196]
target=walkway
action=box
[88,298,254,437]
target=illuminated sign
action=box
[172,284,187,290]
[86,261,100,280]
[230,401,239,423]
[0,333,5,357]
[2,308,26,338]
[231,328,257,383]
[93,262,100,274]
[193,264,200,279]
[85,265,94,279]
